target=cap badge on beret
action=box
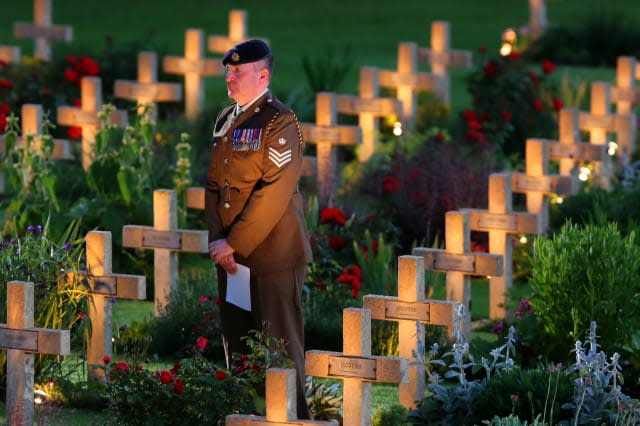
[231,52,240,62]
[222,39,271,66]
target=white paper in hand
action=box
[226,264,251,311]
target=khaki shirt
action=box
[205,91,313,273]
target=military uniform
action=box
[205,90,312,417]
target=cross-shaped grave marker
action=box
[553,108,611,189]
[412,211,504,332]
[207,9,267,55]
[520,0,547,39]
[226,368,338,425]
[0,103,73,193]
[511,139,578,232]
[613,56,640,115]
[57,76,128,170]
[114,51,182,120]
[363,255,460,409]
[461,173,543,319]
[1,281,70,425]
[335,67,402,162]
[378,42,445,130]
[306,307,408,426]
[13,0,73,62]
[163,28,224,121]
[0,45,21,64]
[580,81,636,167]
[418,21,472,106]
[300,92,361,209]
[123,189,208,316]
[63,231,145,380]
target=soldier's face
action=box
[225,61,269,105]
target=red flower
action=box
[541,59,556,74]
[0,103,9,114]
[66,55,77,64]
[478,46,487,54]
[483,61,497,76]
[0,79,13,89]
[160,370,174,384]
[382,175,401,192]
[198,296,210,303]
[533,99,543,113]
[115,361,129,372]
[215,370,227,380]
[462,110,477,121]
[552,97,563,112]
[319,207,346,226]
[466,129,488,144]
[433,131,445,142]
[196,336,208,351]
[173,379,185,394]
[509,51,521,60]
[78,311,85,319]
[67,126,82,139]
[72,98,82,107]
[501,110,512,122]
[215,296,221,305]
[78,56,100,76]
[0,112,6,132]
[103,355,111,364]
[328,236,346,251]
[467,119,482,130]
[63,68,79,83]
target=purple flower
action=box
[27,225,34,232]
[63,242,71,250]
[36,225,43,233]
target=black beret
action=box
[222,39,271,66]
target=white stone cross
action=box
[511,139,578,231]
[305,308,407,426]
[0,281,70,426]
[612,56,640,115]
[413,211,504,331]
[163,28,224,121]
[122,189,208,316]
[114,51,182,119]
[520,0,547,39]
[300,93,361,209]
[56,77,128,170]
[63,231,145,381]
[335,67,402,162]
[207,9,268,55]
[226,368,338,425]
[378,42,445,130]
[363,255,460,409]
[418,21,472,106]
[461,174,543,319]
[13,0,73,61]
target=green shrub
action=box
[372,404,411,426]
[529,222,640,360]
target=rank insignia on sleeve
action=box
[268,146,292,168]
[232,128,263,151]
[278,137,287,145]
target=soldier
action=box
[205,39,312,418]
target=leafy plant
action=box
[305,378,342,422]
[528,222,640,360]
[372,404,412,426]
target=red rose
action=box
[160,370,174,384]
[66,55,77,64]
[466,129,488,144]
[0,112,6,132]
[0,103,9,114]
[72,98,82,107]
[382,175,401,192]
[328,236,346,251]
[215,370,227,380]
[483,62,497,76]
[533,99,543,113]
[319,207,346,226]
[509,51,521,60]
[67,126,82,139]
[463,110,477,121]
[78,311,85,319]
[78,56,100,76]
[541,59,556,74]
[501,110,512,122]
[115,361,129,372]
[467,119,482,130]
[103,355,111,364]
[196,336,208,352]
[552,97,564,112]
[198,296,210,303]
[173,379,185,394]
[0,79,13,89]
[63,68,79,83]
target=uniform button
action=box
[223,136,228,142]
[224,158,228,164]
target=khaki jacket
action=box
[205,91,313,273]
